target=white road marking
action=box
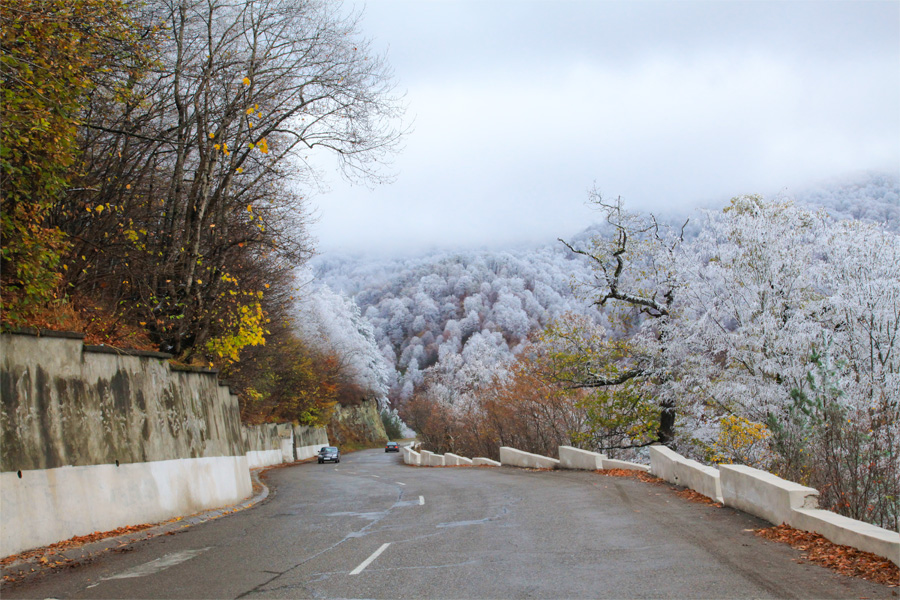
[91,548,211,585]
[372,475,380,478]
[396,482,406,486]
[349,543,390,575]
[419,496,425,505]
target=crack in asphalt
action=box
[235,480,414,598]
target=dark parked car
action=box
[385,441,400,452]
[318,446,340,463]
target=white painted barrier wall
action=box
[246,449,284,469]
[280,438,294,462]
[1,456,251,558]
[559,446,606,471]
[792,508,900,567]
[419,450,445,466]
[499,447,559,469]
[472,458,501,466]
[649,445,723,503]
[404,448,422,466]
[444,453,461,465]
[720,464,819,526]
[720,464,899,566]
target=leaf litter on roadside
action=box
[755,524,898,587]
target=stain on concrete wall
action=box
[1,331,246,473]
[294,425,329,449]
[242,423,280,452]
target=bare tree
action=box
[57,0,405,357]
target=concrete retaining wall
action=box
[499,447,559,469]
[242,423,328,467]
[472,457,500,466]
[649,445,722,503]
[0,331,251,557]
[293,425,329,460]
[559,446,606,471]
[243,423,282,469]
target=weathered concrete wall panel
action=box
[602,458,650,472]
[243,423,283,468]
[1,332,244,472]
[1,331,252,556]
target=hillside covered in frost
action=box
[304,172,899,407]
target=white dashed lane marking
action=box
[350,543,391,575]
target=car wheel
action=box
[318,459,323,464]
[336,458,340,463]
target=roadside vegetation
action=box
[1,0,404,427]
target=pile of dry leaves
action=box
[755,524,898,587]
[597,468,663,485]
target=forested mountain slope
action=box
[311,171,899,406]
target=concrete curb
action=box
[1,467,274,581]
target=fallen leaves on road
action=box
[0,523,155,569]
[673,487,723,507]
[597,468,663,485]
[755,524,898,587]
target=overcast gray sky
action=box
[309,0,900,255]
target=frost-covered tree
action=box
[667,197,900,529]
[296,283,395,405]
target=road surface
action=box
[2,448,893,598]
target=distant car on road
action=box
[318,446,340,463]
[385,441,400,452]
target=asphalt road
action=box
[2,449,894,599]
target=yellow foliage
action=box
[710,415,771,467]
[205,297,267,365]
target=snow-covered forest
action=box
[309,172,898,408]
[298,172,899,531]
